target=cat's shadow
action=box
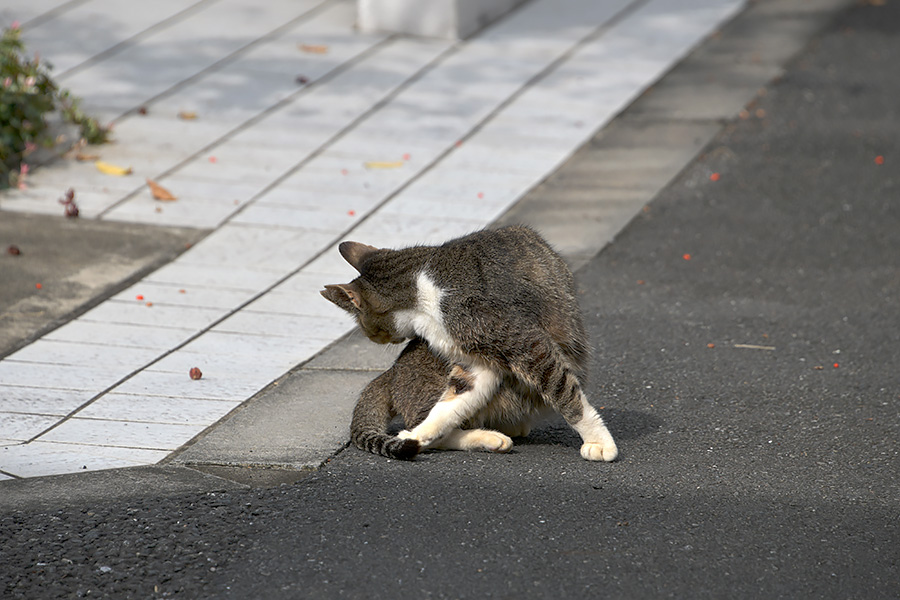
[517,408,662,447]
[388,408,662,446]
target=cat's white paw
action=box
[476,430,513,453]
[397,428,438,447]
[580,441,618,462]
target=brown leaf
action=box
[146,178,177,201]
[178,111,198,120]
[75,152,100,161]
[298,43,328,54]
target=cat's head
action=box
[321,241,412,345]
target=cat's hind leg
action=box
[507,337,618,462]
[431,428,513,453]
[398,362,500,448]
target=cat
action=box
[321,225,618,462]
[350,337,550,460]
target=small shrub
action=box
[1,23,109,189]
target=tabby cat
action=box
[321,225,617,461]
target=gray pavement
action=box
[2,0,899,597]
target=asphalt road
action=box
[2,2,898,598]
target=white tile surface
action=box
[214,312,352,341]
[111,281,258,311]
[0,413,61,442]
[41,417,209,451]
[78,300,225,330]
[77,394,239,426]
[143,263,286,291]
[174,224,335,270]
[44,321,196,350]
[0,441,169,478]
[5,340,161,370]
[111,370,278,402]
[0,362,124,391]
[0,386,93,416]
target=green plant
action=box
[1,23,109,189]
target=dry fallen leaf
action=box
[298,43,328,54]
[178,111,198,120]
[95,161,132,176]
[75,152,100,161]
[364,161,404,169]
[146,178,177,201]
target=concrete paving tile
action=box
[112,369,278,402]
[0,413,62,442]
[44,321,196,350]
[278,153,411,199]
[5,339,160,370]
[403,167,542,205]
[214,312,353,341]
[0,441,169,478]
[379,193,513,223]
[243,288,352,319]
[78,300,224,330]
[60,0,328,114]
[20,0,201,76]
[435,140,566,175]
[226,121,341,153]
[174,145,301,185]
[299,251,359,280]
[0,386,93,416]
[146,351,299,383]
[111,281,257,311]
[0,362,124,391]
[252,187,374,213]
[102,191,244,230]
[174,224,336,272]
[274,270,349,294]
[170,332,308,365]
[350,214,485,249]
[2,1,73,28]
[40,417,206,450]
[143,262,286,291]
[77,393,239,426]
[229,203,362,232]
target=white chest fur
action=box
[393,272,460,359]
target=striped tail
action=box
[350,372,421,461]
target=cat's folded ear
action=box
[321,283,363,312]
[339,241,378,272]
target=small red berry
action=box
[189,367,203,380]
[35,283,42,289]
[7,245,20,256]
[709,173,720,182]
[136,295,144,301]
[875,155,885,165]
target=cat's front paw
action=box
[581,441,618,462]
[397,428,438,447]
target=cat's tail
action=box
[351,373,421,461]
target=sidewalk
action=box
[0,0,847,488]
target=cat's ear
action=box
[339,241,378,272]
[321,283,363,312]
